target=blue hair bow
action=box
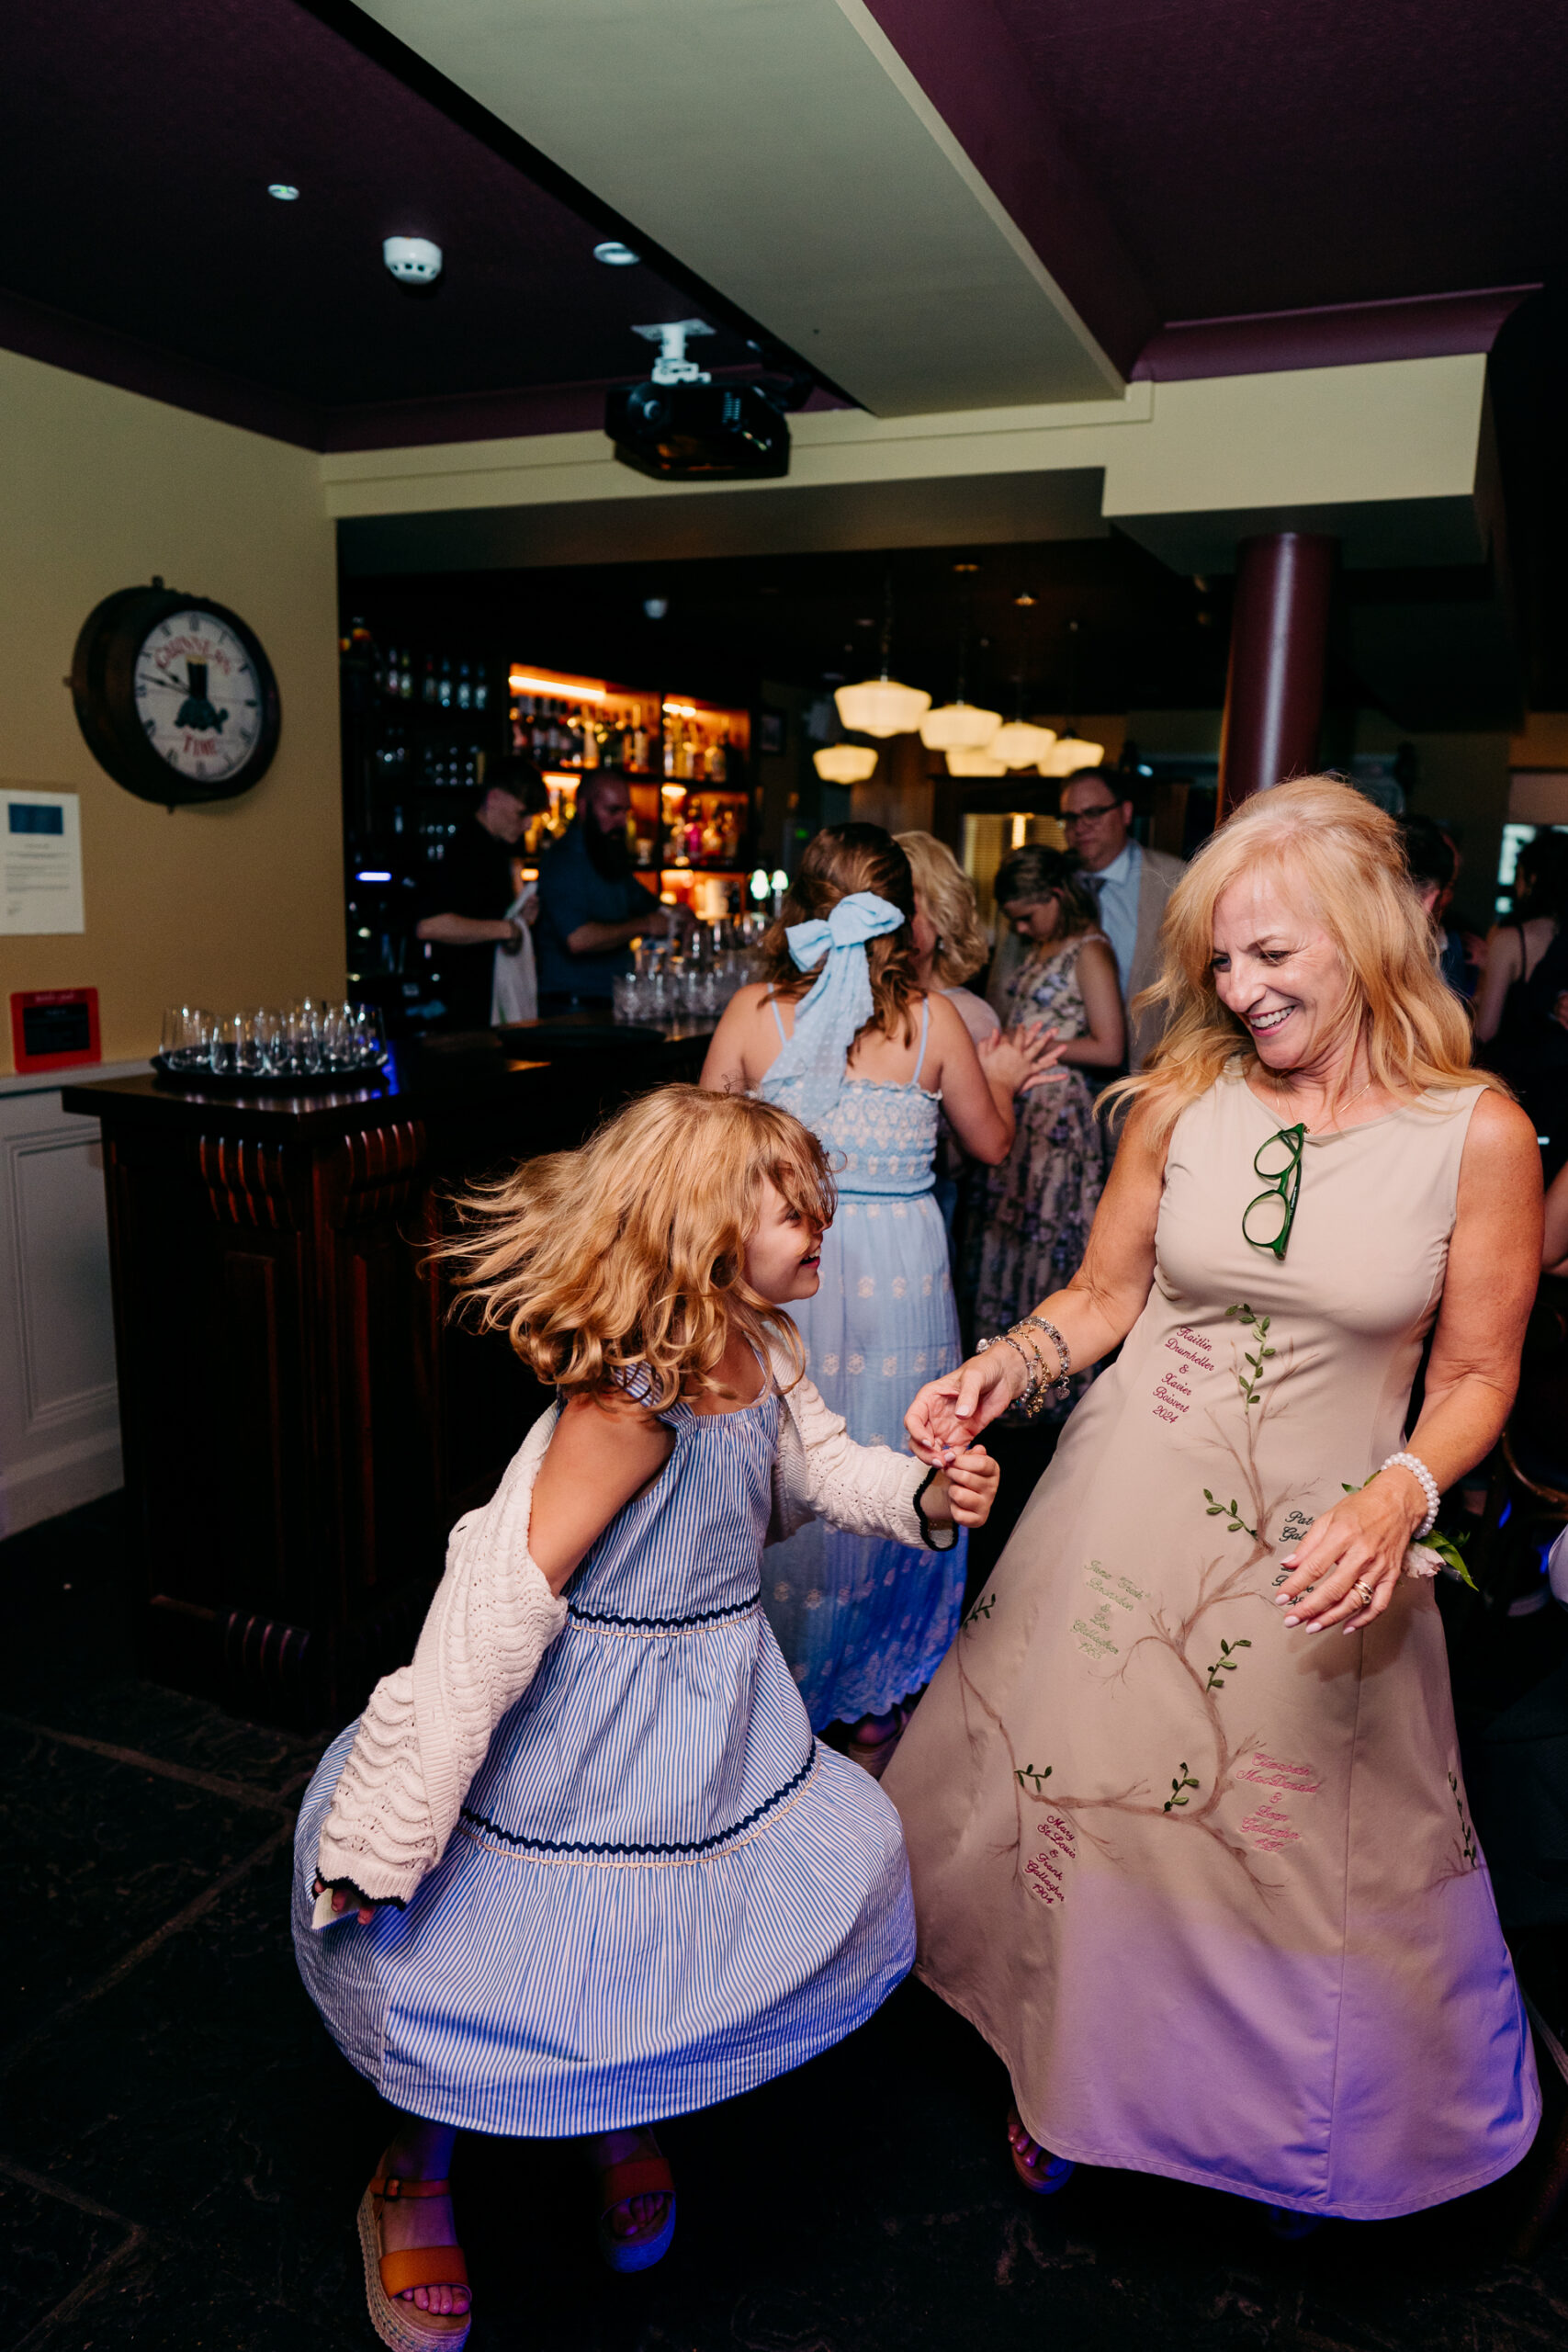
[785,889,904,973]
[759,890,904,1128]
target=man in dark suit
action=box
[1060,770,1184,1071]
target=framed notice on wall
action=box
[0,789,84,933]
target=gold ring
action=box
[1353,1578,1375,1610]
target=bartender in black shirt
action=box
[414,760,546,1031]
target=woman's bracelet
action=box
[976,1330,1040,1414]
[1013,1315,1071,1396]
[1381,1450,1439,1538]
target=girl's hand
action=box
[313,1873,378,1926]
[1273,1468,1427,1634]
[906,1347,1026,1463]
[978,1021,1067,1099]
[937,1444,999,1527]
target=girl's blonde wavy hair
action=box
[1105,774,1502,1140]
[895,830,988,986]
[440,1085,834,1408]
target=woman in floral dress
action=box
[891,778,1542,2232]
[967,847,1123,1405]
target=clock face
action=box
[132,607,265,786]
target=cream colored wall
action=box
[0,349,344,1069]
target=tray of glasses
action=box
[152,1052,390,1094]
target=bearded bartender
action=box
[534,772,689,1005]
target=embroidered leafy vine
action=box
[1163,1763,1200,1813]
[1448,1770,1479,1871]
[1014,1762,1053,1794]
[1226,1302,1275,1408]
[1203,1488,1258,1539]
[1204,1636,1252,1692]
[964,1590,997,1627]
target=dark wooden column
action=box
[1216,532,1336,820]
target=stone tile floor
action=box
[5,1493,1568,2351]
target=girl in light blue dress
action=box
[701,824,1060,1768]
[293,1084,1001,2351]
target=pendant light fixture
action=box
[920,568,999,751]
[813,743,879,784]
[834,570,930,739]
[921,703,1002,751]
[1038,734,1106,776]
[944,748,1008,776]
[989,721,1058,769]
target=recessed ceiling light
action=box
[953,561,979,573]
[267,183,300,201]
[1014,593,1037,607]
[594,240,641,266]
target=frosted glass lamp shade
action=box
[919,701,1001,752]
[945,749,1008,776]
[833,677,931,738]
[1038,737,1106,776]
[989,722,1058,769]
[813,743,879,784]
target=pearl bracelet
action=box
[1381,1451,1439,1539]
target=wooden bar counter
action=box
[64,1017,712,1724]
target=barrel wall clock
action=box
[70,580,281,808]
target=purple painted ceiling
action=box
[1,0,1561,447]
[0,0,773,447]
[978,0,1567,328]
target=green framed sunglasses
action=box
[1243,1123,1305,1258]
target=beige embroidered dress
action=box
[886,1070,1540,2219]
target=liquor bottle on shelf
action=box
[438,657,453,710]
[709,732,728,784]
[422,657,436,706]
[662,716,677,779]
[400,651,412,699]
[457,661,471,711]
[475,662,489,712]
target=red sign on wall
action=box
[9,988,101,1073]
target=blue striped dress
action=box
[292,1383,915,2137]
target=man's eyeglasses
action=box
[1062,802,1123,830]
[1243,1124,1305,1258]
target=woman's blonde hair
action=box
[1106,774,1502,1139]
[760,823,920,1043]
[440,1086,834,1408]
[895,830,989,986]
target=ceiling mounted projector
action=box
[605,320,794,481]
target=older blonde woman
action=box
[887,777,1543,2233]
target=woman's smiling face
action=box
[1210,868,1352,1075]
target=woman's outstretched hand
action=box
[1273,1467,1427,1634]
[906,1344,1028,1464]
[979,1020,1067,1098]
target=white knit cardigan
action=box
[315,1350,937,1905]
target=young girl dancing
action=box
[292,1084,998,2350]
